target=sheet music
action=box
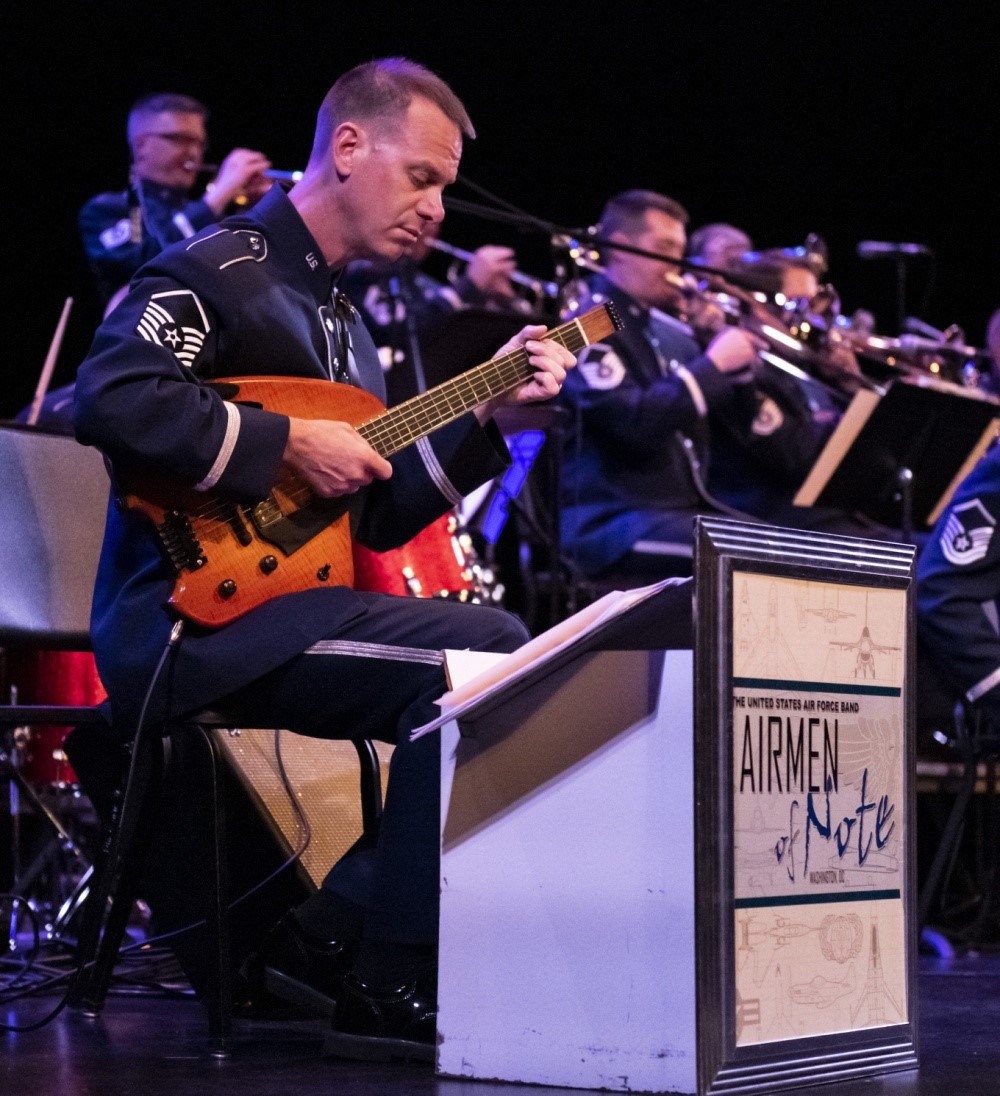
[793,388,881,507]
[411,577,686,741]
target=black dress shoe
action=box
[243,913,358,1018]
[324,967,437,1062]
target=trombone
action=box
[427,238,560,309]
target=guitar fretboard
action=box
[356,311,602,458]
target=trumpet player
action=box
[339,219,521,404]
[79,92,272,310]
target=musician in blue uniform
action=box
[559,192,892,584]
[557,190,762,579]
[917,443,1000,729]
[73,59,575,1061]
[79,92,273,311]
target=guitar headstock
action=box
[575,300,624,344]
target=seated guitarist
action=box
[73,58,575,1061]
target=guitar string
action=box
[356,318,589,455]
[167,312,601,528]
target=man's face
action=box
[611,208,687,311]
[131,111,207,189]
[342,97,461,263]
[703,228,752,272]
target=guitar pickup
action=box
[250,493,349,556]
[221,502,253,547]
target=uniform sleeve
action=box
[79,195,154,305]
[711,370,841,485]
[355,413,510,551]
[559,339,739,454]
[74,273,289,503]
[917,445,1000,724]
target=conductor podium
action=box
[427,519,919,1094]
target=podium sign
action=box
[695,519,918,1091]
[431,521,917,1093]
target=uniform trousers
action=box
[217,591,529,947]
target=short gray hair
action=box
[127,92,207,145]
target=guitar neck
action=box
[356,303,619,458]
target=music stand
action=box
[418,306,545,387]
[794,377,1000,538]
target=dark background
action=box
[6,2,998,419]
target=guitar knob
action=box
[259,555,278,574]
[316,564,331,582]
[218,579,237,599]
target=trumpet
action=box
[427,238,560,303]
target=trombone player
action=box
[557,189,894,587]
[556,188,761,580]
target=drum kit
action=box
[1,651,103,944]
[352,510,502,603]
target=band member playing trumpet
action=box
[79,92,273,311]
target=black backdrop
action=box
[7,2,998,419]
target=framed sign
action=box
[695,518,918,1093]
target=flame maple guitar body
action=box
[122,378,384,629]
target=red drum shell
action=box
[5,650,107,786]
[351,514,472,599]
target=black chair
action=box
[0,423,383,1052]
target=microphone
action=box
[856,240,932,259]
[904,316,953,342]
[262,169,303,183]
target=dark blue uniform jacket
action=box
[557,275,748,574]
[917,442,1000,726]
[79,180,219,306]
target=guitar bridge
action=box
[158,509,207,573]
[250,492,349,556]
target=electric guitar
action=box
[121,302,621,628]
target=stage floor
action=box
[3,951,999,1095]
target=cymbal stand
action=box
[1,689,90,948]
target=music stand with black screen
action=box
[417,306,546,388]
[794,377,1000,537]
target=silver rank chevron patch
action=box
[941,497,996,566]
[135,289,210,367]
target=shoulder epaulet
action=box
[184,226,269,270]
